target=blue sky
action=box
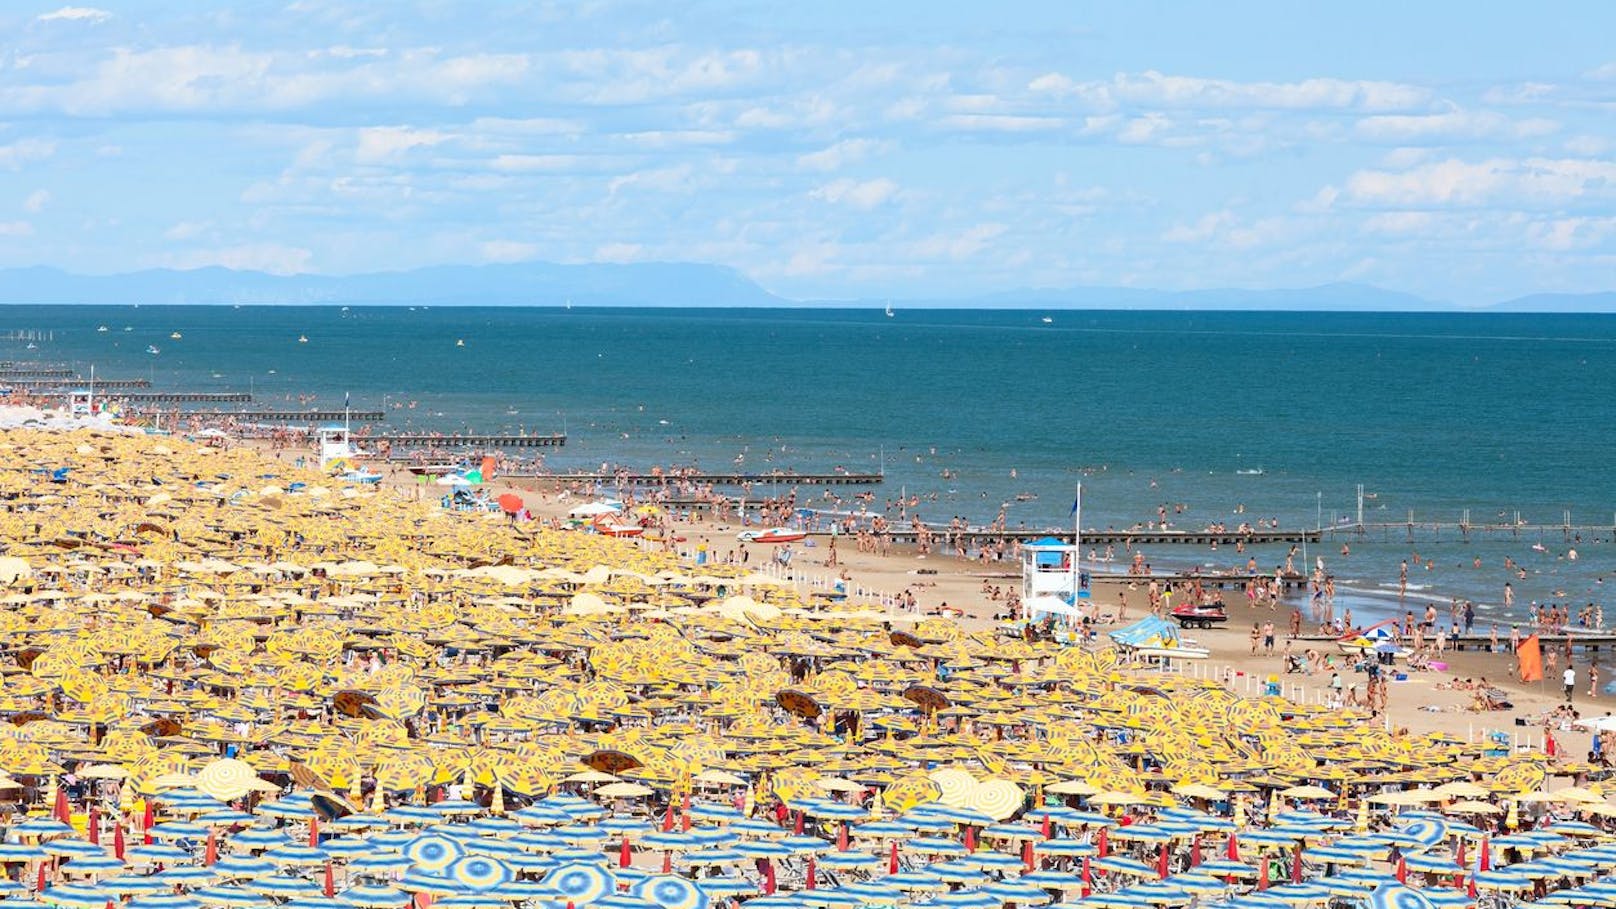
[1,2,1614,303]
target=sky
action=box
[1,2,1614,303]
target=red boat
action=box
[1170,601,1229,629]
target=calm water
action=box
[6,304,1616,625]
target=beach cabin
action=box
[1021,536,1090,621]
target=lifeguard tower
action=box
[317,424,358,471]
[1021,536,1090,622]
[67,389,95,418]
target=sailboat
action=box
[884,302,894,318]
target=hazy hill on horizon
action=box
[0,263,1611,312]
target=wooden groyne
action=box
[118,392,253,403]
[133,409,385,423]
[29,379,153,390]
[0,368,76,379]
[519,471,886,487]
[375,433,566,449]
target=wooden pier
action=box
[0,368,76,379]
[521,471,886,487]
[117,392,254,403]
[133,409,385,423]
[29,379,153,390]
[1298,631,1616,656]
[374,433,566,449]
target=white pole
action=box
[1073,483,1083,607]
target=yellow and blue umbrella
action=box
[446,855,514,893]
[1366,884,1437,909]
[403,834,466,873]
[631,875,710,909]
[544,863,615,906]
[337,885,413,909]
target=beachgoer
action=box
[1566,666,1577,702]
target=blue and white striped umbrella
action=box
[510,831,570,852]
[1415,893,1473,909]
[778,836,835,854]
[886,872,948,892]
[466,839,526,860]
[244,877,324,899]
[0,843,51,862]
[394,870,465,895]
[314,837,373,859]
[1118,881,1192,903]
[982,824,1044,841]
[229,829,292,850]
[264,845,331,867]
[687,828,737,847]
[925,890,1000,909]
[735,842,794,859]
[129,896,204,909]
[433,896,509,909]
[1091,857,1158,877]
[193,885,274,908]
[838,882,905,904]
[679,848,747,866]
[907,837,969,855]
[1016,872,1086,892]
[795,891,862,908]
[155,866,221,886]
[403,834,467,872]
[1032,841,1095,857]
[384,806,445,826]
[212,855,277,878]
[126,844,193,864]
[1399,853,1460,873]
[282,898,351,909]
[196,811,257,827]
[327,815,389,831]
[60,854,128,874]
[44,840,106,859]
[1107,825,1174,844]
[446,855,514,893]
[39,885,116,909]
[511,805,574,826]
[852,822,917,839]
[983,881,1054,904]
[1194,860,1258,878]
[1365,884,1436,909]
[1302,846,1374,865]
[1472,869,1536,890]
[101,876,170,896]
[595,896,660,909]
[687,804,743,823]
[346,853,413,875]
[1023,807,1093,827]
[697,879,756,899]
[961,852,1024,872]
[464,818,522,838]
[151,822,214,841]
[1389,819,1448,851]
[898,812,959,834]
[337,885,414,909]
[919,806,996,827]
[13,818,76,838]
[432,800,482,815]
[599,818,656,837]
[256,798,317,820]
[1239,830,1305,847]
[816,852,881,870]
[1261,883,1331,904]
[924,861,989,884]
[1162,874,1229,895]
[544,862,615,905]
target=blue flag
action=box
[1069,495,1080,517]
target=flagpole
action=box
[1072,483,1082,607]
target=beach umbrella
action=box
[40,885,117,909]
[60,854,128,874]
[544,862,614,905]
[245,877,324,900]
[336,885,413,909]
[156,867,222,886]
[102,876,171,896]
[445,855,514,893]
[129,897,203,909]
[403,834,466,872]
[193,886,274,909]
[1092,857,1158,878]
[1365,884,1437,909]
[0,843,50,861]
[983,881,1054,904]
[927,891,1001,909]
[213,855,277,878]
[632,875,711,909]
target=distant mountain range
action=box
[0,263,1613,312]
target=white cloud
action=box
[607,164,694,195]
[1354,110,1558,142]
[36,6,109,23]
[620,130,736,147]
[0,221,33,236]
[810,177,898,210]
[354,126,450,163]
[1527,217,1616,251]
[937,113,1064,132]
[0,139,56,170]
[163,220,212,241]
[593,242,644,263]
[1032,69,1429,113]
[1163,210,1237,243]
[906,223,1007,260]
[21,190,49,213]
[160,243,313,274]
[490,154,596,173]
[479,241,539,263]
[1345,156,1616,207]
[1361,211,1434,235]
[797,139,887,172]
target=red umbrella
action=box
[497,493,524,515]
[323,863,335,898]
[1479,837,1491,871]
[619,836,632,868]
[1080,857,1092,897]
[87,807,99,846]
[1291,844,1303,883]
[113,822,124,860]
[889,842,899,874]
[1098,827,1109,858]
[806,856,816,890]
[1157,843,1169,879]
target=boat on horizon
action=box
[145,345,160,355]
[1042,316,1053,324]
[96,325,109,333]
[1235,468,1264,476]
[884,302,894,318]
[170,331,183,340]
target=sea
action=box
[5,304,1616,632]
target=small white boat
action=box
[884,303,894,318]
[24,342,36,350]
[298,335,308,343]
[738,527,809,544]
[1041,316,1053,324]
[170,331,183,340]
[456,339,465,347]
[96,325,109,333]
[1236,468,1264,476]
[146,345,160,355]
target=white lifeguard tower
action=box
[1021,536,1090,622]
[317,424,358,471]
[67,388,95,418]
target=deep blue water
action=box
[5,304,1616,624]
